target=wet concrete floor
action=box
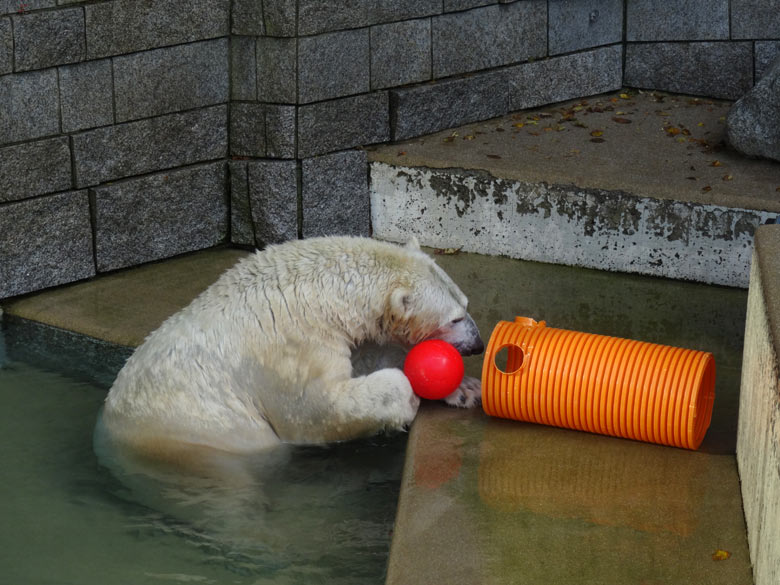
[388,249,752,585]
[1,246,754,584]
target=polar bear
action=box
[100,236,483,459]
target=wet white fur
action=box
[102,236,482,456]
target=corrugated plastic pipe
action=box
[482,317,716,450]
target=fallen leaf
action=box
[697,122,705,127]
[512,122,525,128]
[434,247,462,255]
[686,176,697,180]
[702,185,712,192]
[463,135,475,140]
[711,160,722,167]
[486,154,501,159]
[397,151,406,156]
[612,117,632,124]
[665,126,681,136]
[574,121,588,128]
[722,174,733,181]
[590,130,604,137]
[590,137,606,143]
[495,127,505,132]
[619,93,630,99]
[712,549,731,561]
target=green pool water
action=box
[0,330,406,585]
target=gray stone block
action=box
[298,29,370,103]
[73,105,227,188]
[548,0,623,55]
[390,69,510,140]
[626,0,728,41]
[12,7,85,71]
[756,41,780,80]
[298,92,389,158]
[264,0,297,36]
[229,161,255,246]
[508,45,623,110]
[298,0,441,36]
[432,1,547,77]
[0,190,94,298]
[302,150,369,238]
[230,102,266,157]
[0,0,54,16]
[113,39,229,123]
[85,0,229,59]
[371,18,431,90]
[625,42,753,100]
[232,0,264,35]
[732,0,780,40]
[0,69,59,145]
[59,59,113,132]
[443,0,493,11]
[726,56,780,162]
[231,35,257,101]
[248,160,299,244]
[93,163,228,272]
[0,137,71,202]
[265,104,296,158]
[0,18,11,74]
[257,36,296,103]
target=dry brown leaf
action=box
[712,549,731,561]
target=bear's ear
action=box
[405,236,421,251]
[390,287,413,317]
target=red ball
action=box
[403,340,465,400]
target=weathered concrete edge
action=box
[370,162,775,287]
[736,225,780,585]
[1,314,133,389]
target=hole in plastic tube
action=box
[494,344,524,374]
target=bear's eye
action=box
[451,317,464,325]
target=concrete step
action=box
[368,89,780,288]
[737,225,780,585]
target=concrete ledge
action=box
[369,90,780,287]
[737,224,780,585]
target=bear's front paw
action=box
[443,376,482,408]
[368,368,420,429]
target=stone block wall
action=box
[0,0,231,298]
[1,0,779,299]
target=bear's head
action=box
[385,239,484,356]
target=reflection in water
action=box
[0,348,406,585]
[92,415,406,583]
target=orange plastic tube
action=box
[481,317,716,450]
